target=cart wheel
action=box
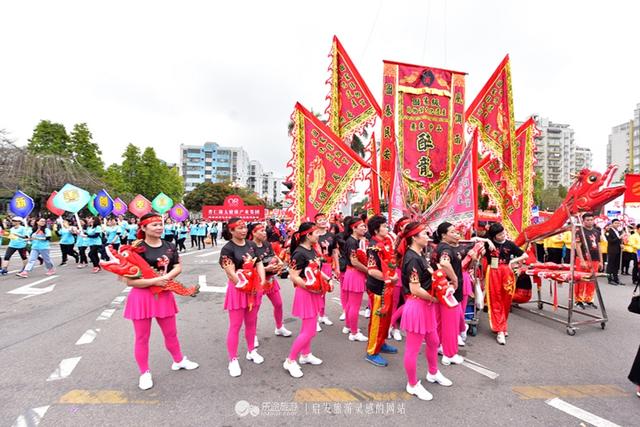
[469,325,478,337]
[600,322,606,330]
[537,302,544,310]
[566,327,576,336]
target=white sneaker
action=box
[437,345,443,355]
[316,322,322,332]
[283,359,303,378]
[275,326,292,337]
[392,328,403,341]
[461,324,469,341]
[497,332,506,345]
[359,308,371,318]
[299,353,323,365]
[319,316,333,326]
[457,335,466,347]
[426,370,453,387]
[138,371,153,390]
[349,331,368,342]
[339,312,346,321]
[406,380,433,401]
[228,358,242,377]
[254,336,259,348]
[441,354,464,365]
[246,349,264,364]
[171,356,199,371]
[342,326,350,334]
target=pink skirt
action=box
[263,277,281,295]
[400,296,437,335]
[291,286,321,319]
[124,288,178,320]
[342,267,366,293]
[224,280,263,311]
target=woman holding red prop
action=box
[220,218,266,377]
[398,222,453,401]
[341,217,370,342]
[249,223,292,338]
[283,222,328,378]
[123,212,199,391]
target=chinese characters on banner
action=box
[478,117,538,238]
[326,36,381,142]
[382,60,466,208]
[286,103,369,226]
[202,195,265,221]
[379,62,398,199]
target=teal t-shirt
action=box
[30,228,52,250]
[105,225,121,244]
[58,227,76,245]
[127,224,138,241]
[86,225,103,246]
[8,225,29,249]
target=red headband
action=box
[139,216,162,228]
[397,224,427,259]
[350,220,364,230]
[252,224,265,233]
[397,218,410,230]
[299,226,318,237]
[229,220,247,230]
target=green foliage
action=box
[533,173,545,206]
[27,120,71,155]
[351,197,368,217]
[183,182,264,212]
[70,123,104,175]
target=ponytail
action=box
[289,222,315,254]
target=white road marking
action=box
[121,287,131,293]
[12,406,50,427]
[179,249,213,257]
[197,275,227,293]
[7,276,57,299]
[46,357,82,381]
[545,398,621,427]
[111,296,126,304]
[195,250,221,258]
[75,329,100,345]
[96,308,116,320]
[461,358,500,379]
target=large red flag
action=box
[624,174,640,203]
[366,132,381,216]
[286,103,369,226]
[478,117,538,238]
[382,60,466,208]
[326,36,381,142]
[466,55,517,191]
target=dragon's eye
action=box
[122,252,129,257]
[588,175,597,183]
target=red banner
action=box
[422,130,477,233]
[326,36,381,142]
[286,102,369,225]
[379,62,398,199]
[624,174,640,203]
[383,60,466,208]
[466,55,517,190]
[479,117,538,238]
[366,132,381,215]
[202,195,265,221]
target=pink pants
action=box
[390,285,402,327]
[288,317,317,359]
[436,303,461,357]
[344,290,364,333]
[404,330,439,386]
[227,307,259,361]
[459,295,469,334]
[339,272,347,313]
[132,316,183,374]
[264,290,284,329]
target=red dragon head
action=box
[565,166,625,215]
[100,244,143,279]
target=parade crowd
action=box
[1,212,639,400]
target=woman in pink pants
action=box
[122,212,199,391]
[220,218,266,378]
[283,222,326,378]
[398,221,453,401]
[341,217,369,342]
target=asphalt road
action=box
[1,244,639,427]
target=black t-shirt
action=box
[254,240,276,264]
[576,226,601,260]
[317,231,337,260]
[139,241,180,271]
[485,239,524,262]
[366,238,386,295]
[219,240,259,269]
[436,242,467,302]
[401,249,432,296]
[342,236,361,268]
[290,246,320,272]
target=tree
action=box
[103,163,129,196]
[70,123,104,175]
[27,120,71,155]
[533,173,545,207]
[184,182,265,211]
[119,143,142,193]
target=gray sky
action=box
[1,0,637,177]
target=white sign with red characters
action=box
[202,195,265,221]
